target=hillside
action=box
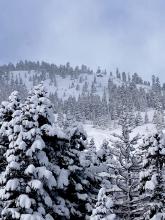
[83,109,156,148]
[0,61,163,134]
[2,68,150,101]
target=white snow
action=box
[20,214,45,220]
[44,196,53,207]
[9,70,151,101]
[25,164,36,175]
[36,166,57,189]
[150,213,165,220]
[6,179,20,191]
[28,179,43,190]
[26,138,45,157]
[57,168,69,189]
[77,193,88,200]
[84,120,156,148]
[2,208,20,219]
[145,174,158,191]
[16,194,32,209]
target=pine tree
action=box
[144,111,149,124]
[156,111,164,132]
[97,140,116,189]
[0,91,20,127]
[91,82,97,94]
[139,133,165,220]
[57,111,64,128]
[152,111,157,124]
[153,95,164,131]
[60,125,100,219]
[91,187,116,220]
[86,138,98,165]
[152,106,164,132]
[111,107,141,219]
[0,91,21,214]
[64,126,91,219]
[135,111,143,126]
[129,110,136,130]
[0,84,58,219]
[122,72,127,82]
[0,91,21,173]
[63,110,76,132]
[89,138,95,149]
[97,140,112,164]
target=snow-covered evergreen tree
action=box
[135,111,143,126]
[97,140,112,165]
[84,138,99,169]
[0,91,20,128]
[152,110,157,124]
[57,124,100,219]
[129,110,136,130]
[144,111,149,124]
[139,133,165,220]
[91,187,116,220]
[0,91,21,173]
[153,96,164,132]
[63,111,76,132]
[91,82,97,94]
[89,138,95,149]
[96,140,116,190]
[0,91,21,214]
[0,84,58,219]
[156,111,164,132]
[63,126,92,219]
[111,107,141,219]
[57,111,64,128]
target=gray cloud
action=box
[0,0,165,81]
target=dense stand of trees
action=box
[0,61,165,219]
[0,82,165,219]
[0,84,100,219]
[0,61,164,131]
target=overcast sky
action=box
[0,0,165,81]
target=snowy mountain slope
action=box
[84,122,156,149]
[8,70,151,100]
[9,70,115,99]
[84,110,156,148]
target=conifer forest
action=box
[0,61,164,219]
[0,1,165,219]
